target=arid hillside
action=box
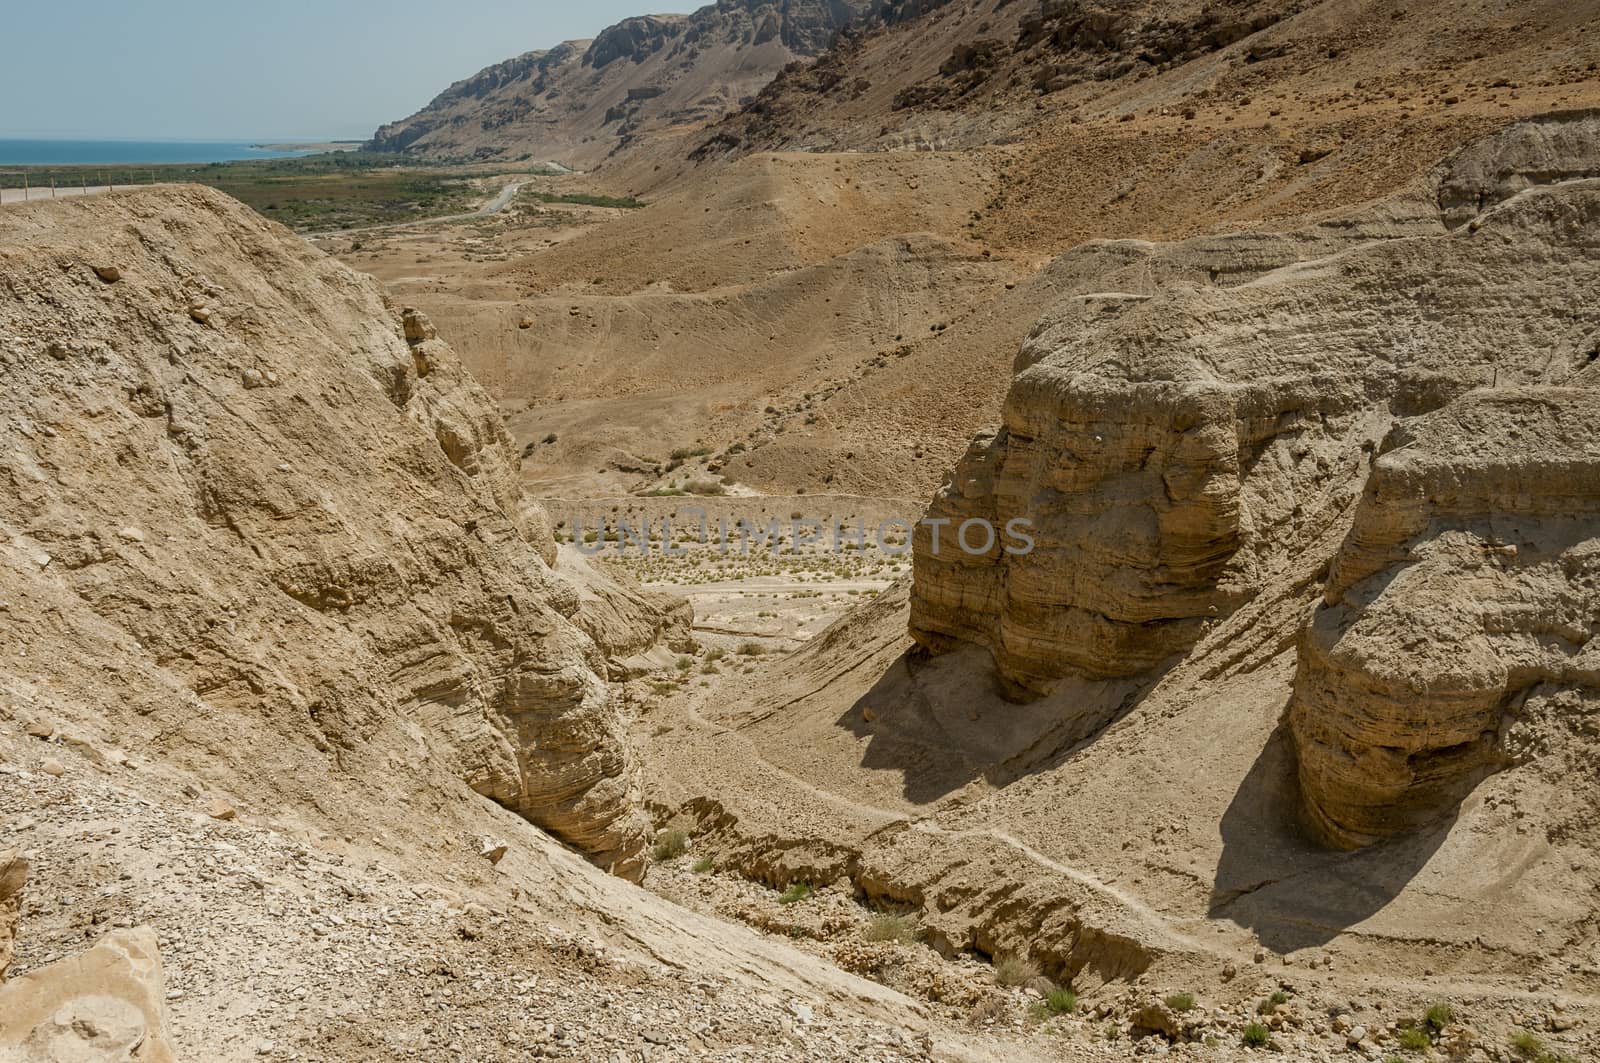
[0,187,1037,1062]
[367,0,876,167]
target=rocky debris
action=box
[90,264,121,283]
[0,926,178,1063]
[0,850,25,980]
[206,798,239,822]
[478,837,509,865]
[0,187,650,880]
[1292,388,1600,847]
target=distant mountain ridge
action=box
[368,0,876,166]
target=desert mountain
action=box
[368,0,876,167]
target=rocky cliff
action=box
[1291,388,1600,848]
[910,115,1600,842]
[368,0,873,166]
[0,186,655,878]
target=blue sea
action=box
[0,138,318,166]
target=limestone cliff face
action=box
[1290,389,1600,848]
[0,186,650,878]
[911,115,1600,799]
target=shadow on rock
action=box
[1209,714,1459,953]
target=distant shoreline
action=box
[249,140,365,153]
[0,138,337,166]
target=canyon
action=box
[4,1,1600,1061]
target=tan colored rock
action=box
[0,850,25,981]
[91,264,121,283]
[911,134,1600,703]
[1291,389,1600,847]
[0,926,176,1062]
[206,798,238,821]
[0,186,649,880]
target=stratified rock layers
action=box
[1290,390,1600,847]
[0,186,649,878]
[910,122,1600,840]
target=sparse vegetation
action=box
[1510,1031,1544,1059]
[1424,1002,1453,1031]
[992,952,1040,987]
[1395,1026,1431,1051]
[737,642,766,657]
[863,913,917,944]
[778,881,811,905]
[1242,1021,1270,1048]
[529,190,644,209]
[692,855,713,873]
[1044,988,1077,1014]
[651,828,689,861]
[1258,989,1290,1014]
[1165,992,1196,1013]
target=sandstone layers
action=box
[0,186,662,879]
[911,115,1600,843]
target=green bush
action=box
[1425,1002,1453,1031]
[691,855,713,873]
[1045,988,1076,1014]
[778,881,811,905]
[1165,992,1196,1013]
[1241,1022,1270,1048]
[1396,1027,1431,1051]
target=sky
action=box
[2,0,680,141]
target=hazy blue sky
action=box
[3,0,680,141]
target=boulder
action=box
[0,926,177,1062]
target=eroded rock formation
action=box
[1290,389,1600,847]
[911,115,1600,836]
[0,186,651,878]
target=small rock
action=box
[256,1039,276,1055]
[1347,1025,1368,1045]
[92,265,122,283]
[241,368,265,389]
[116,527,145,544]
[188,306,213,325]
[518,317,535,330]
[206,799,237,821]
[25,721,54,740]
[479,839,508,865]
[41,759,66,777]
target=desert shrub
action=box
[1425,1002,1453,1031]
[1258,989,1290,1014]
[1396,1027,1431,1051]
[1165,992,1196,1013]
[1045,988,1076,1014]
[992,953,1040,987]
[1242,1022,1270,1047]
[778,881,811,905]
[737,642,766,656]
[651,828,689,861]
[863,913,916,944]
[691,855,713,873]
